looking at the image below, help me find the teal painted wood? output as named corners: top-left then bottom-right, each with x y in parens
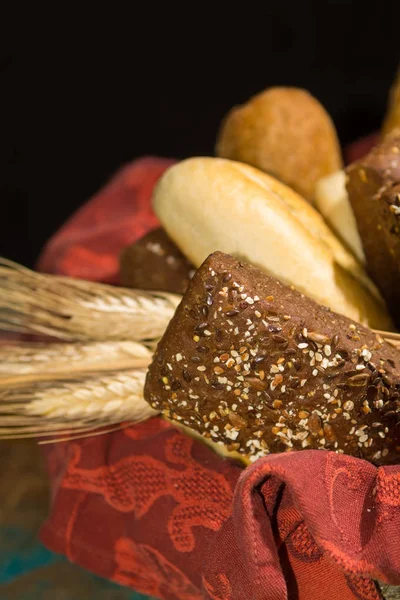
top-left (0, 527), bottom-right (59, 584)
top-left (0, 526), bottom-right (154, 599)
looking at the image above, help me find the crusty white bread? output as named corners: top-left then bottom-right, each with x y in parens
top-left (315, 170), bottom-right (365, 264)
top-left (152, 157), bottom-right (392, 330)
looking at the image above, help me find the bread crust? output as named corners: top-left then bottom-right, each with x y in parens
top-left (346, 135), bottom-right (400, 327)
top-left (120, 228), bottom-right (194, 294)
top-left (314, 170), bottom-right (365, 264)
top-left (215, 87), bottom-right (343, 203)
top-left (153, 157), bottom-right (391, 329)
top-left (145, 252), bottom-right (399, 465)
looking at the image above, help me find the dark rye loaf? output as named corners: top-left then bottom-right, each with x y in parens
top-left (145, 252), bottom-right (400, 465)
top-left (120, 227), bottom-right (195, 294)
top-left (346, 135), bottom-right (400, 326)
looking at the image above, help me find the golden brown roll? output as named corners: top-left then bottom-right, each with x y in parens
top-left (215, 87), bottom-right (343, 203)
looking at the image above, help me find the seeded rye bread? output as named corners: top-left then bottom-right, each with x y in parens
top-left (346, 135), bottom-right (400, 327)
top-left (145, 252), bottom-right (400, 466)
top-left (120, 228), bottom-right (195, 294)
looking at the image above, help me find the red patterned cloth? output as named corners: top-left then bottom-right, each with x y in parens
top-left (37, 150), bottom-right (400, 599)
top-left (37, 157), bottom-right (175, 285)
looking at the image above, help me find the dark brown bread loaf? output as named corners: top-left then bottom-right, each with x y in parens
top-left (120, 228), bottom-right (195, 294)
top-left (346, 135), bottom-right (400, 327)
top-left (145, 252), bottom-right (400, 465)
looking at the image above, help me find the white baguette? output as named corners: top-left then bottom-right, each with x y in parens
top-left (152, 157), bottom-right (391, 330)
top-left (315, 170), bottom-right (365, 264)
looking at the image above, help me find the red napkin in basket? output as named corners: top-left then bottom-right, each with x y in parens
top-left (37, 149), bottom-right (400, 600)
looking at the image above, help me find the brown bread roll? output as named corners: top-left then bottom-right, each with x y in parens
top-left (145, 252), bottom-right (400, 466)
top-left (215, 87), bottom-right (343, 203)
top-left (120, 228), bottom-right (195, 294)
top-left (346, 135), bottom-right (400, 326)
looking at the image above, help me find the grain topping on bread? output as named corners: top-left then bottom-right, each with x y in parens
top-left (145, 252), bottom-right (400, 465)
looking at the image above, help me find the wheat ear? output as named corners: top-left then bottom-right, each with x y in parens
top-left (0, 259), bottom-right (181, 343)
top-left (373, 329), bottom-right (400, 350)
top-left (0, 370), bottom-right (159, 439)
top-left (0, 340), bottom-right (152, 387)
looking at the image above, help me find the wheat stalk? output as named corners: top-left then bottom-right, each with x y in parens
top-left (378, 584), bottom-right (400, 600)
top-left (0, 331), bottom-right (398, 441)
top-left (0, 258), bottom-right (399, 443)
top-left (0, 340), bottom-right (152, 386)
top-left (373, 329), bottom-right (400, 350)
top-left (0, 370), bottom-right (159, 439)
top-left (0, 259), bottom-right (181, 344)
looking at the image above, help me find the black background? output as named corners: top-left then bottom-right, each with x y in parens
top-left (2, 3), bottom-right (400, 268)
